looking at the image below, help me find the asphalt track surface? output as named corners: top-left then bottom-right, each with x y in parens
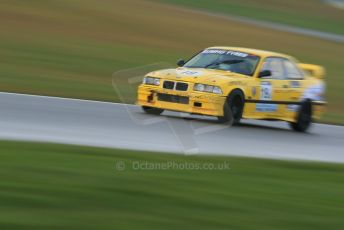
top-left (0, 92), bottom-right (343, 163)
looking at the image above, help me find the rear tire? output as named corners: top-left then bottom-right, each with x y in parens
top-left (218, 90), bottom-right (244, 126)
top-left (289, 100), bottom-right (312, 132)
top-left (142, 106), bottom-right (164, 115)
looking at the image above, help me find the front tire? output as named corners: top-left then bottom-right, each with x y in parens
top-left (218, 90), bottom-right (244, 126)
top-left (289, 100), bottom-right (312, 132)
top-left (142, 106), bottom-right (164, 115)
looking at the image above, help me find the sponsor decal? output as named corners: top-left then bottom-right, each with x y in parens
top-left (286, 104), bottom-right (299, 112)
top-left (256, 104), bottom-right (277, 112)
top-left (202, 49), bottom-right (248, 58)
top-left (252, 87), bottom-right (257, 97)
top-left (260, 81), bottom-right (272, 100)
top-left (257, 81), bottom-right (276, 112)
top-left (302, 82), bottom-right (325, 101)
top-left (176, 70), bottom-right (203, 77)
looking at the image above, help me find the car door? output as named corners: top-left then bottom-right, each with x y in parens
top-left (282, 58), bottom-right (305, 115)
top-left (254, 57), bottom-right (290, 118)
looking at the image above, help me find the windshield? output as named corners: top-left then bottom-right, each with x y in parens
top-left (184, 49), bottom-right (260, 76)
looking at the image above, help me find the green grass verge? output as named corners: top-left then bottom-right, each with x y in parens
top-left (157, 0), bottom-right (344, 35)
top-left (0, 141), bottom-right (344, 230)
top-left (0, 39), bottom-right (179, 102)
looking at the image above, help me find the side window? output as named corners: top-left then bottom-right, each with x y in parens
top-left (283, 59), bottom-right (304, 79)
top-left (261, 57), bottom-right (285, 79)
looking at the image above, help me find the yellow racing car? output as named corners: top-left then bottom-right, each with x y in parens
top-left (137, 47), bottom-right (326, 132)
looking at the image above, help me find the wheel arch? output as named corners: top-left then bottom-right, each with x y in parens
top-left (226, 88), bottom-right (245, 101)
top-left (299, 98), bottom-right (313, 116)
top-left (218, 88), bottom-right (246, 125)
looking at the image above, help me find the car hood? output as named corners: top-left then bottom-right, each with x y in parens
top-left (147, 67), bottom-right (249, 85)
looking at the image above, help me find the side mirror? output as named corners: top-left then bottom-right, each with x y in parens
top-left (259, 70), bottom-right (272, 78)
top-left (177, 59), bottom-right (185, 67)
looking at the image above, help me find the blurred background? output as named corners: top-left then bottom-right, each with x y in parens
top-left (0, 0), bottom-right (343, 123)
top-left (1, 1), bottom-right (344, 229)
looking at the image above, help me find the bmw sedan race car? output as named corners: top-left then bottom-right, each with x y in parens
top-left (137, 47), bottom-right (326, 132)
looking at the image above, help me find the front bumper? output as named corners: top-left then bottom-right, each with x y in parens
top-left (137, 85), bottom-right (226, 116)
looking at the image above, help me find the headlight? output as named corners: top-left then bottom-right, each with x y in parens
top-left (213, 86), bottom-right (222, 94)
top-left (194, 83), bottom-right (222, 94)
top-left (143, 77), bottom-right (160, 86)
top-left (194, 83), bottom-right (205, 92)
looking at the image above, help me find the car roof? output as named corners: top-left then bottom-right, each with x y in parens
top-left (206, 46), bottom-right (293, 59)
